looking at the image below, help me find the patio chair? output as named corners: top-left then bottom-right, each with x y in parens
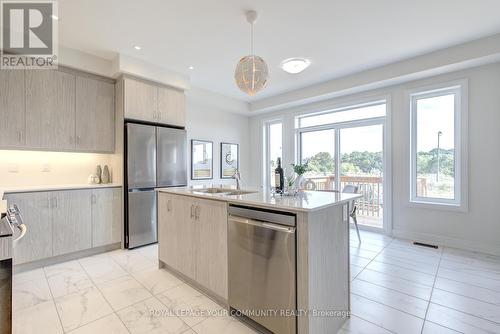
top-left (342, 185), bottom-right (361, 244)
top-left (305, 179), bottom-right (362, 243)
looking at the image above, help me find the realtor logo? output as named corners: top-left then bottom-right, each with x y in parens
top-left (1, 0), bottom-right (58, 69)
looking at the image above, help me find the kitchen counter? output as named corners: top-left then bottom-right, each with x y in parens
top-left (156, 186), bottom-right (361, 212)
top-left (1, 183), bottom-right (122, 195)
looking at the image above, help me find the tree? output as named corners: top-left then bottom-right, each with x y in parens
top-left (308, 152), bottom-right (335, 175)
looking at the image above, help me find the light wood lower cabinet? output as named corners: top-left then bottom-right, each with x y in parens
top-left (158, 193), bottom-right (228, 300)
top-left (5, 192), bottom-right (52, 265)
top-left (194, 198), bottom-right (228, 300)
top-left (159, 193), bottom-right (196, 280)
top-left (91, 188), bottom-right (122, 247)
top-left (52, 190), bottom-right (92, 256)
top-left (4, 187), bottom-right (122, 265)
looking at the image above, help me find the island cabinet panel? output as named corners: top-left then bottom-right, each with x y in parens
top-left (91, 188), bottom-right (122, 247)
top-left (0, 69), bottom-right (25, 148)
top-left (123, 77), bottom-right (157, 122)
top-left (195, 198), bottom-right (228, 300)
top-left (76, 76), bottom-right (115, 152)
top-left (5, 192), bottom-right (52, 265)
top-left (26, 69), bottom-right (76, 150)
top-left (158, 193), bottom-right (196, 280)
top-left (52, 190), bottom-right (92, 256)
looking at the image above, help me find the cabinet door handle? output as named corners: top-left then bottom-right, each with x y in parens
top-left (18, 131), bottom-right (22, 142)
top-left (190, 204), bottom-right (195, 219)
top-left (195, 206), bottom-right (200, 220)
top-left (167, 200), bottom-right (172, 212)
top-left (91, 194), bottom-right (96, 204)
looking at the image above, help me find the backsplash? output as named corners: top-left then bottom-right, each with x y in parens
top-left (0, 150), bottom-right (118, 187)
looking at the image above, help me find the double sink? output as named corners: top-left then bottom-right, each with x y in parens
top-left (191, 188), bottom-right (256, 196)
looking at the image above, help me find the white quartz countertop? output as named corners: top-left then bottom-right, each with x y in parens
top-left (1, 183), bottom-right (122, 195)
top-left (156, 186), bottom-right (362, 212)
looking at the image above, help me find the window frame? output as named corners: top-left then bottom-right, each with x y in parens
top-left (408, 80), bottom-right (468, 211)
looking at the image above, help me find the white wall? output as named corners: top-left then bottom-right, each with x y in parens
top-left (186, 92), bottom-right (250, 187)
top-left (248, 62), bottom-right (500, 256)
top-left (0, 150), bottom-right (116, 188)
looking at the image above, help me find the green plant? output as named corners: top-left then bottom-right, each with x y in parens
top-left (292, 161), bottom-right (310, 175)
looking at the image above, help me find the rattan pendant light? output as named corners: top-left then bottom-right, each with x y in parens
top-left (234, 10), bottom-right (269, 96)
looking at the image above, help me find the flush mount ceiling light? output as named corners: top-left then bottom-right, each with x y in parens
top-left (133, 45), bottom-right (142, 50)
top-left (280, 58), bottom-right (311, 74)
top-left (234, 10), bottom-right (269, 96)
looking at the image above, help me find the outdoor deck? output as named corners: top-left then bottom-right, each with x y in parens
top-left (308, 175), bottom-right (384, 228)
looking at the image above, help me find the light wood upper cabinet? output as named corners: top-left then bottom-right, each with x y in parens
top-left (195, 198), bottom-right (228, 299)
top-left (26, 70), bottom-right (76, 150)
top-left (157, 86), bottom-right (186, 127)
top-left (123, 77), bottom-right (157, 122)
top-left (123, 77), bottom-right (186, 127)
top-left (52, 190), bottom-right (92, 256)
top-left (0, 70), bottom-right (25, 148)
top-left (5, 192), bottom-right (52, 265)
top-left (91, 188), bottom-right (122, 248)
top-left (76, 76), bottom-right (115, 152)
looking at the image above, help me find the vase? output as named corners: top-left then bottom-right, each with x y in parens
top-left (295, 175), bottom-right (306, 191)
top-left (95, 165), bottom-right (102, 184)
top-left (102, 165), bottom-right (110, 184)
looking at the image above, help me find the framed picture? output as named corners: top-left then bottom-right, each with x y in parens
top-left (220, 142), bottom-right (239, 178)
top-left (191, 140), bottom-right (213, 180)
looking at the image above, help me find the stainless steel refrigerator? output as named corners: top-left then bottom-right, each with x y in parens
top-left (125, 122), bottom-right (187, 249)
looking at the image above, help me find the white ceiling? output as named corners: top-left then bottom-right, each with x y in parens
top-left (59, 0), bottom-right (500, 102)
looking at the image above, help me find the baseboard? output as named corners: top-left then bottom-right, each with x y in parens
top-left (392, 229), bottom-right (500, 257)
top-left (14, 243), bottom-right (121, 272)
top-left (158, 260), bottom-right (229, 309)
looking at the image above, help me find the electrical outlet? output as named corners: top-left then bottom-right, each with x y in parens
top-left (7, 163), bottom-right (19, 173)
top-left (41, 163), bottom-right (51, 172)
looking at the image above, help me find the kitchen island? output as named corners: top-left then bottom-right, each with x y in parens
top-left (156, 186), bottom-right (361, 334)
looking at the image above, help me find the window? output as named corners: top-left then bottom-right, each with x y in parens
top-left (264, 121), bottom-right (283, 189)
top-left (410, 82), bottom-right (467, 208)
top-left (297, 102), bottom-right (386, 128)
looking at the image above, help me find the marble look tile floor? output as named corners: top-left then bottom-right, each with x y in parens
top-left (12, 230), bottom-right (500, 333)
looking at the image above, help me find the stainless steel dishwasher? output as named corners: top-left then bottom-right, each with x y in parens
top-left (228, 205), bottom-right (296, 334)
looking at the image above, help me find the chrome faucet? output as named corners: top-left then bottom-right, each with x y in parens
top-left (232, 170), bottom-right (241, 190)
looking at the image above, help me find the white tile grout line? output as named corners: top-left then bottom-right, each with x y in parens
top-left (344, 232), bottom-right (401, 332)
top-left (420, 242), bottom-right (444, 334)
top-left (41, 265), bottom-right (66, 333)
top-left (59, 257), bottom-right (128, 334)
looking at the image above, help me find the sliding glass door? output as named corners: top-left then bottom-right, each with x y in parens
top-left (300, 129), bottom-right (336, 190)
top-left (340, 124), bottom-right (384, 229)
top-left (297, 101), bottom-right (388, 230)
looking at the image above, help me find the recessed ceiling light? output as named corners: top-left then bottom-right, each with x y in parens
top-left (188, 65), bottom-right (194, 70)
top-left (134, 45), bottom-right (142, 50)
top-left (280, 58), bottom-right (311, 74)
top-left (51, 14), bottom-right (59, 20)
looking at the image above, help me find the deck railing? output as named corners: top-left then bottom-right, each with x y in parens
top-left (307, 175), bottom-right (384, 217)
